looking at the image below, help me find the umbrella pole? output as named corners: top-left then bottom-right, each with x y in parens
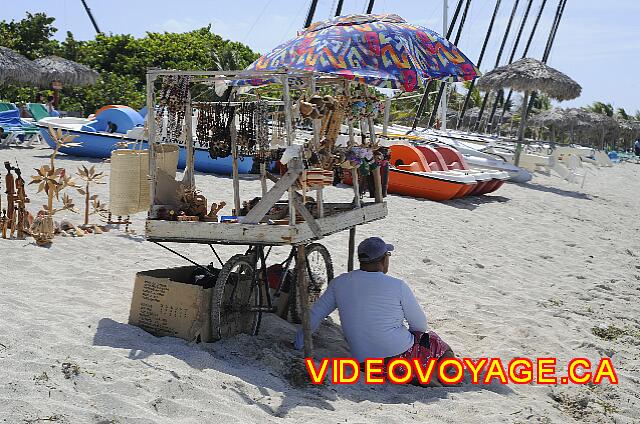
top-left (515, 90), bottom-right (529, 166)
top-left (382, 97), bottom-right (391, 137)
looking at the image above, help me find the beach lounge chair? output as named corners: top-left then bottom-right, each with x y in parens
top-left (594, 151), bottom-right (614, 167)
top-left (0, 102), bottom-right (17, 112)
top-left (0, 109), bottom-right (41, 147)
top-left (27, 103), bottom-right (51, 122)
top-left (550, 154), bottom-right (592, 188)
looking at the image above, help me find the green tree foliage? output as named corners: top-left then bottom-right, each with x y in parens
top-left (0, 12), bottom-right (58, 59)
top-left (531, 93), bottom-right (551, 111)
top-left (0, 13), bottom-right (259, 115)
top-left (615, 107), bottom-right (630, 121)
top-left (461, 80), bottom-right (482, 109)
top-left (587, 101), bottom-right (614, 117)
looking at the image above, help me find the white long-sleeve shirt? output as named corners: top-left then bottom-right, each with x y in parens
top-left (294, 270), bottom-right (427, 362)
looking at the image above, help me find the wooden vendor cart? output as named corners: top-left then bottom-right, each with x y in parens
top-left (144, 69), bottom-right (388, 356)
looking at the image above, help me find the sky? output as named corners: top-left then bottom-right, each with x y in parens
top-left (5, 0), bottom-right (640, 114)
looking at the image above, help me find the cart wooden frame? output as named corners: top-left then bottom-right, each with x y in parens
top-left (144, 68), bottom-right (388, 356)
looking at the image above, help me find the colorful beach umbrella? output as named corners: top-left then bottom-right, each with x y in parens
top-left (244, 14), bottom-right (480, 92)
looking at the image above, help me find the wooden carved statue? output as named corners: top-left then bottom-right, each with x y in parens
top-left (13, 165), bottom-right (30, 239)
top-left (4, 162), bottom-right (15, 227)
top-left (0, 176), bottom-right (5, 239)
top-left (202, 201), bottom-right (226, 222)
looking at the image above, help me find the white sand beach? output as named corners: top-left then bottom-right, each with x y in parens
top-left (1, 146), bottom-right (639, 423)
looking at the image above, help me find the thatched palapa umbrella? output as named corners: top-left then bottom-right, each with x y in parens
top-left (34, 56), bottom-right (99, 107)
top-left (476, 57), bottom-right (582, 165)
top-left (531, 108), bottom-right (575, 142)
top-left (0, 46), bottom-right (44, 86)
top-left (578, 110), bottom-right (619, 150)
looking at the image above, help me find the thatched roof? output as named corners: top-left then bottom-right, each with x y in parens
top-left (617, 118), bottom-right (640, 133)
top-left (34, 56), bottom-right (99, 87)
top-left (576, 110), bottom-right (618, 129)
top-left (531, 108), bottom-right (574, 127)
top-left (476, 58), bottom-right (581, 101)
top-left (0, 46), bottom-right (44, 86)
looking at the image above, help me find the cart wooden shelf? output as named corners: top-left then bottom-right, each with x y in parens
top-left (146, 201), bottom-right (387, 245)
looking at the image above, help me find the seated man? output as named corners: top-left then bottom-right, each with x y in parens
top-left (294, 236), bottom-right (453, 385)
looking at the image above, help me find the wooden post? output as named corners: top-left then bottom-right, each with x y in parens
top-left (282, 74), bottom-right (296, 225)
top-left (316, 188), bottom-right (324, 218)
top-left (146, 73), bottom-right (157, 208)
top-left (309, 76), bottom-right (321, 151)
top-left (183, 89), bottom-right (195, 187)
top-left (297, 244), bottom-right (313, 357)
top-left (351, 168), bottom-right (361, 208)
top-left (260, 163), bottom-right (267, 196)
top-left (282, 74), bottom-right (294, 146)
top-left (344, 81), bottom-right (361, 208)
top-left (347, 226), bottom-right (356, 271)
top-left (382, 97), bottom-right (391, 137)
top-left (369, 116), bottom-right (383, 203)
top-left (230, 114), bottom-right (241, 216)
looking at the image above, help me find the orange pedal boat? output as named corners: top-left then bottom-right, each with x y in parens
top-left (415, 144), bottom-right (508, 196)
top-left (387, 144), bottom-right (477, 201)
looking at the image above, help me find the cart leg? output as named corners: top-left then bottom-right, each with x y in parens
top-left (297, 244), bottom-right (313, 357)
top-left (347, 226), bottom-right (356, 272)
top-left (372, 167), bottom-right (383, 203)
top-left (258, 246), bottom-right (273, 310)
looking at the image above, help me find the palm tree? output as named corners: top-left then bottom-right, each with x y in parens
top-left (616, 107), bottom-right (630, 121)
top-left (587, 101), bottom-right (614, 117)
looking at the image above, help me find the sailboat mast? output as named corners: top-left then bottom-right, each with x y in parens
top-left (410, 0), bottom-right (465, 131)
top-left (80, 0), bottom-right (102, 34)
top-left (366, 0), bottom-right (376, 14)
top-left (486, 0), bottom-right (534, 132)
top-left (523, 0), bottom-right (548, 57)
top-left (543, 0), bottom-right (567, 62)
top-left (526, 0), bottom-right (568, 114)
top-left (475, 0), bottom-right (522, 131)
top-left (497, 0), bottom-right (549, 134)
top-left (335, 0), bottom-right (345, 16)
top-left (304, 0), bottom-right (320, 28)
top-left (457, 0), bottom-right (503, 129)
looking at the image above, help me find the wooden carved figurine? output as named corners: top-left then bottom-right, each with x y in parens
top-left (0, 176), bottom-right (4, 239)
top-left (4, 162), bottom-right (16, 231)
top-left (178, 186), bottom-right (208, 218)
top-left (0, 209), bottom-right (6, 239)
top-left (202, 201), bottom-right (226, 222)
top-left (4, 162), bottom-right (17, 238)
top-left (13, 165), bottom-right (30, 239)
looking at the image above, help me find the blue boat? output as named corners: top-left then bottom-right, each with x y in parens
top-left (36, 106), bottom-right (254, 175)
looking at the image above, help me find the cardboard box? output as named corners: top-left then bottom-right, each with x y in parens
top-left (128, 266), bottom-right (215, 342)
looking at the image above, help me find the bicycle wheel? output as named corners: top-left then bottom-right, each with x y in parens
top-left (289, 243), bottom-right (334, 324)
top-left (211, 254), bottom-right (262, 339)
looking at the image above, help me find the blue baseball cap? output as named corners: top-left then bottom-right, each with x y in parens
top-left (357, 237), bottom-right (394, 263)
